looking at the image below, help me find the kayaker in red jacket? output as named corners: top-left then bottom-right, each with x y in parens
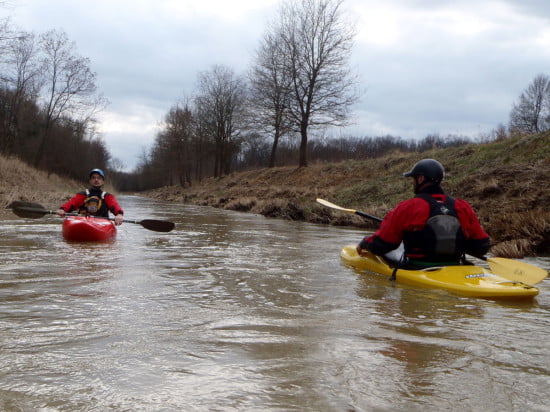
top-left (357, 159), bottom-right (490, 267)
top-left (56, 169), bottom-right (124, 225)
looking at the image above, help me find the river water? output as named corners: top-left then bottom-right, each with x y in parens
top-left (0, 195), bottom-right (549, 411)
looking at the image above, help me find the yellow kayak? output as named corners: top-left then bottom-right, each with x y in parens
top-left (340, 245), bottom-right (539, 299)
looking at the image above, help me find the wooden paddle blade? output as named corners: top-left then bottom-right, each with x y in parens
top-left (487, 257), bottom-right (548, 284)
top-left (316, 198), bottom-right (383, 223)
top-left (139, 219), bottom-right (175, 232)
top-left (316, 198), bottom-right (357, 213)
top-left (8, 201), bottom-right (51, 219)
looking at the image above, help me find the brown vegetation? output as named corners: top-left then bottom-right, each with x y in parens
top-left (0, 155), bottom-right (83, 209)
top-left (3, 133), bottom-right (549, 258)
top-left (147, 133), bottom-right (550, 257)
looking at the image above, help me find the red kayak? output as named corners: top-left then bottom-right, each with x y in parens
top-left (62, 216), bottom-right (117, 242)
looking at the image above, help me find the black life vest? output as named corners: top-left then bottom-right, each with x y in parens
top-left (79, 189), bottom-right (109, 217)
top-left (403, 194), bottom-right (465, 261)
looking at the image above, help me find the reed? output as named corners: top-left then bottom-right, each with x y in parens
top-left (224, 197), bottom-right (257, 212)
top-left (0, 155), bottom-right (80, 208)
top-left (491, 239), bottom-right (534, 258)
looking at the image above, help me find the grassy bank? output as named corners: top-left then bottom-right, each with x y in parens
top-left (147, 133), bottom-right (550, 257)
top-left (0, 156), bottom-right (82, 209)
top-left (3, 133), bottom-right (549, 257)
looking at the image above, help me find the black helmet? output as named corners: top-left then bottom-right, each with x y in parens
top-left (403, 159), bottom-right (444, 183)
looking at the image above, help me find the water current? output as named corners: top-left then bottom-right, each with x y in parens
top-left (1, 195), bottom-right (549, 411)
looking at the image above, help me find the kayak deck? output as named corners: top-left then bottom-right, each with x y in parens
top-left (340, 245), bottom-right (538, 299)
top-left (62, 216), bottom-right (117, 242)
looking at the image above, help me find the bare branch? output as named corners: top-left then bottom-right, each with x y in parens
top-left (33, 29), bottom-right (107, 166)
top-left (509, 74), bottom-right (550, 134)
top-left (269, 0), bottom-right (360, 166)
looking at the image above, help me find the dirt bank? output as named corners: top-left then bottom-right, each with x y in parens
top-left (146, 133), bottom-right (550, 257)
top-left (3, 134), bottom-right (549, 257)
top-left (0, 156), bottom-right (81, 209)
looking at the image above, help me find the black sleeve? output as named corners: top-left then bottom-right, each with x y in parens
top-left (464, 237), bottom-right (491, 258)
top-left (360, 236), bottom-right (400, 256)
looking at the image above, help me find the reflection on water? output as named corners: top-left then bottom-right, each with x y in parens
top-left (0, 195), bottom-right (549, 411)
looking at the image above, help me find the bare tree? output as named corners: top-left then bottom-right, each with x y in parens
top-left (156, 103), bottom-right (196, 186)
top-left (0, 4), bottom-right (14, 50)
top-left (195, 65), bottom-right (247, 177)
top-left (273, 0), bottom-right (359, 167)
top-left (0, 3), bottom-right (24, 53)
top-left (249, 31), bottom-right (294, 167)
top-left (33, 29), bottom-right (107, 167)
top-left (0, 31), bottom-right (42, 154)
top-left (0, 14), bottom-right (10, 52)
top-left (509, 74), bottom-right (550, 134)
top-left (109, 157), bottom-right (125, 173)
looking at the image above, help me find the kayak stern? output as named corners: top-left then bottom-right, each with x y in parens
top-left (341, 245), bottom-right (539, 299)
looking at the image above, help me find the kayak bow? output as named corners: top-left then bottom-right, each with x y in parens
top-left (62, 216), bottom-right (117, 242)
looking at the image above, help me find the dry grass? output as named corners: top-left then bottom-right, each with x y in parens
top-left (1, 155), bottom-right (83, 209)
top-left (490, 240), bottom-right (535, 258)
top-left (487, 210), bottom-right (550, 255)
top-left (147, 132), bottom-right (550, 257)
top-left (4, 133), bottom-right (550, 257)
top-left (224, 197), bottom-right (257, 212)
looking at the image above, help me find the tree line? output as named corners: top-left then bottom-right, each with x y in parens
top-left (2, 1), bottom-right (550, 192)
top-left (0, 15), bottom-right (110, 181)
top-left (132, 0), bottom-right (359, 189)
top-left (133, 0), bottom-right (550, 191)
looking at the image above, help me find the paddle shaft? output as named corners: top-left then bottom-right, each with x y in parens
top-left (354, 210), bottom-right (382, 223)
top-left (66, 212), bottom-right (140, 226)
top-left (10, 202), bottom-right (175, 232)
top-left (19, 207), bottom-right (125, 223)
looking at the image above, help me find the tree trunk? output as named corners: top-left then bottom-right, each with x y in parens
top-left (269, 130), bottom-right (280, 168)
top-left (33, 119), bottom-right (51, 167)
top-left (298, 121), bottom-right (308, 168)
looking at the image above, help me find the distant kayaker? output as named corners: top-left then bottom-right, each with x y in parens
top-left (56, 168), bottom-right (124, 225)
top-left (356, 159), bottom-right (490, 267)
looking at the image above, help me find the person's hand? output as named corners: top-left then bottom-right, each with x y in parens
top-left (356, 245), bottom-right (368, 256)
top-left (114, 214), bottom-right (124, 226)
top-left (56, 208), bottom-right (66, 217)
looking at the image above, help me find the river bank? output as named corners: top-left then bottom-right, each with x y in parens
top-left (146, 133), bottom-right (550, 257)
top-left (0, 156), bottom-right (110, 216)
top-left (0, 156), bottom-right (81, 207)
top-left (2, 133), bottom-right (549, 257)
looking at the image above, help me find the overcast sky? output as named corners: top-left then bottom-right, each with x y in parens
top-left (3, 0), bottom-right (550, 171)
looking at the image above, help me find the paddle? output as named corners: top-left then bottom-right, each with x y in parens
top-left (316, 198), bottom-right (382, 223)
top-left (8, 201), bottom-right (175, 233)
top-left (316, 198), bottom-right (548, 284)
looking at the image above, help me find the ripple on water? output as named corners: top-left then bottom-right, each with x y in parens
top-left (0, 197), bottom-right (549, 411)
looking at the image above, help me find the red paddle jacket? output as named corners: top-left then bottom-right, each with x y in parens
top-left (59, 188), bottom-right (124, 218)
top-left (359, 186), bottom-right (490, 260)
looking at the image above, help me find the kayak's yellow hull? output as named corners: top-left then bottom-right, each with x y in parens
top-left (340, 245), bottom-right (539, 299)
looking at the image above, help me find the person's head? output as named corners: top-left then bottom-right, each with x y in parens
top-left (403, 159), bottom-right (444, 193)
top-left (88, 168), bottom-right (105, 188)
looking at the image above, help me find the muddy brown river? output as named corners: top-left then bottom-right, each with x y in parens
top-left (1, 195), bottom-right (549, 411)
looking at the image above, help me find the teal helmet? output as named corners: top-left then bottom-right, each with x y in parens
top-left (89, 168), bottom-right (105, 179)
